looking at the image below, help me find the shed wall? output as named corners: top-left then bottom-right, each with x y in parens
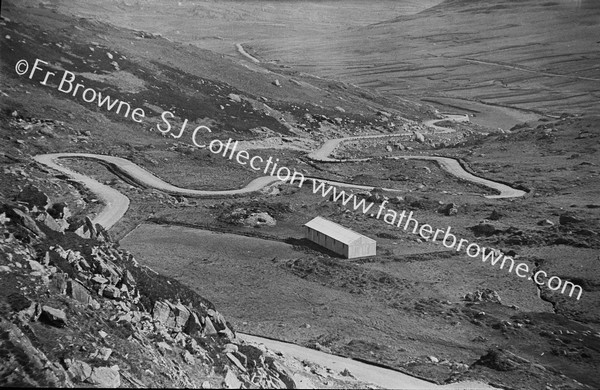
top-left (304, 226), bottom-right (375, 259)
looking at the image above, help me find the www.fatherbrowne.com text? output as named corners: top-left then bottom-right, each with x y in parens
top-left (15, 58), bottom-right (583, 300)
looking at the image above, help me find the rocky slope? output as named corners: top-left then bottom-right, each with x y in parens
top-left (0, 187), bottom-right (372, 388)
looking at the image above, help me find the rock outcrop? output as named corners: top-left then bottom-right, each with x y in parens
top-left (0, 202), bottom-right (295, 388)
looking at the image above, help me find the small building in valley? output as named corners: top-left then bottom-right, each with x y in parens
top-left (303, 216), bottom-right (376, 259)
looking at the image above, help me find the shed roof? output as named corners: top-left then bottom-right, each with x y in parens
top-left (304, 216), bottom-right (376, 245)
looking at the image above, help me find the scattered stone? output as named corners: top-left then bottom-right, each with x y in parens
top-left (88, 366), bottom-right (121, 388)
top-left (428, 356), bottom-right (439, 363)
top-left (40, 305), bottom-right (67, 327)
top-left (537, 219), bottom-right (554, 227)
top-left (0, 212), bottom-right (10, 225)
top-left (92, 347), bottom-right (113, 361)
top-left (182, 350), bottom-right (195, 364)
top-left (272, 79), bottom-right (281, 87)
top-left (103, 286), bottom-right (121, 299)
top-left (201, 381), bottom-right (212, 389)
top-left (377, 110), bottom-right (392, 117)
top-left (68, 360), bottom-right (92, 382)
top-left (38, 126), bottom-right (56, 138)
top-left (227, 93), bottom-right (242, 103)
top-left (92, 275), bottom-right (109, 285)
top-left (223, 369), bottom-right (242, 389)
top-left (0, 265), bottom-right (11, 272)
top-left (414, 131), bottom-right (425, 143)
top-left (27, 260), bottom-right (45, 272)
top-left (438, 203), bottom-right (458, 216)
top-left (223, 343), bottom-right (238, 354)
top-left (334, 106), bottom-right (345, 113)
top-left (226, 352), bottom-right (247, 372)
top-left (157, 341), bottom-right (172, 352)
top-left (244, 212), bottom-right (276, 227)
top-left (464, 289), bottom-right (501, 304)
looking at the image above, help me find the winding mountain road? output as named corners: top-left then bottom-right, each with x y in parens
top-left (306, 115), bottom-right (524, 199)
top-left (31, 117), bottom-right (504, 389)
top-left (34, 114), bottom-right (525, 215)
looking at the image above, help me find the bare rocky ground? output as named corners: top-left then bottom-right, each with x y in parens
top-left (1, 0), bottom-right (600, 389)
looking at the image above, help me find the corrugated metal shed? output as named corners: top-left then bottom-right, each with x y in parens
top-left (304, 216), bottom-right (371, 245)
top-left (303, 216), bottom-right (376, 258)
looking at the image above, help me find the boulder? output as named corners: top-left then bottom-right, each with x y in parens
top-left (36, 212), bottom-right (65, 233)
top-left (40, 305), bottom-right (67, 327)
top-left (103, 286), bottom-right (121, 299)
top-left (68, 280), bottom-right (92, 305)
top-left (183, 350), bottom-right (195, 365)
top-left (488, 210), bottom-right (503, 221)
top-left (27, 260), bottom-right (45, 272)
top-left (96, 224), bottom-right (112, 242)
top-left (223, 370), bottom-right (242, 389)
top-left (84, 216), bottom-right (96, 238)
top-left (91, 275), bottom-right (109, 285)
top-left (272, 79), bottom-right (281, 87)
top-left (559, 213), bottom-right (583, 225)
top-left (475, 349), bottom-right (519, 371)
top-left (170, 302), bottom-right (191, 331)
top-left (38, 126), bottom-right (56, 138)
top-left (15, 185), bottom-right (50, 210)
top-left (414, 131), bottom-right (425, 143)
top-left (203, 316), bottom-right (218, 336)
top-left (5, 207), bottom-right (45, 238)
top-left (50, 273), bottom-right (68, 295)
top-left (152, 300), bottom-right (171, 325)
top-left (48, 202), bottom-right (70, 220)
top-left (470, 222), bottom-right (499, 236)
top-left (67, 360), bottom-right (92, 382)
top-left (88, 366), bottom-right (120, 388)
top-left (185, 310), bottom-right (204, 336)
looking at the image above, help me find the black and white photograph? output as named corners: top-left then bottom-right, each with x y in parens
top-left (1, 0), bottom-right (599, 388)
